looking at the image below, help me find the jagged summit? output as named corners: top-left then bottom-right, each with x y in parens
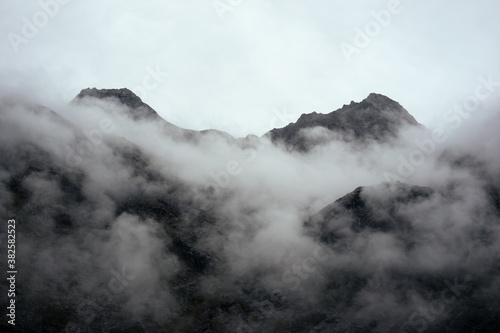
top-left (268, 93), bottom-right (421, 151)
top-left (74, 88), bottom-right (159, 120)
top-left (363, 93), bottom-right (418, 123)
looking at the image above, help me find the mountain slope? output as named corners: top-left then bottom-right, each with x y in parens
top-left (305, 182), bottom-right (434, 239)
top-left (303, 182), bottom-right (500, 332)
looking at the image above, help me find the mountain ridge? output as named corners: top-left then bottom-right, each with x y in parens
top-left (73, 88), bottom-right (421, 151)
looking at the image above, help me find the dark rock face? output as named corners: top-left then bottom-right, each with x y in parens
top-left (75, 87), bottom-right (160, 121)
top-left (268, 93), bottom-right (421, 151)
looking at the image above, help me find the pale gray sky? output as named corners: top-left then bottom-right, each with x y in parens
top-left (1, 0), bottom-right (499, 137)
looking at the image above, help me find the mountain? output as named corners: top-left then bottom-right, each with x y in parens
top-left (1, 89), bottom-right (499, 332)
top-left (268, 93), bottom-right (421, 151)
top-left (74, 89), bottom-right (419, 151)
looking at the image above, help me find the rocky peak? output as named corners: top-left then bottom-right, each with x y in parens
top-left (365, 92), bottom-right (396, 105)
top-left (267, 93), bottom-right (421, 151)
top-left (74, 88), bottom-right (159, 120)
top-left (364, 93), bottom-right (419, 124)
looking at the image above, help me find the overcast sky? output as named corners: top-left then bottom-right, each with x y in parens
top-left (1, 0), bottom-right (499, 137)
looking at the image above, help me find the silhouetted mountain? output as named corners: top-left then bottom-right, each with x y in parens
top-left (268, 93), bottom-right (421, 151)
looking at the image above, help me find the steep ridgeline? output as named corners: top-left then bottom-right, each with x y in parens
top-left (74, 87), bottom-right (236, 144)
top-left (268, 93), bottom-right (421, 151)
